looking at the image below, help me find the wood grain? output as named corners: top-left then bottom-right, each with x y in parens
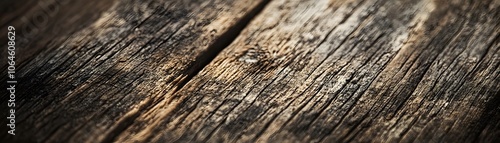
top-left (0, 0), bottom-right (117, 69)
top-left (1, 0), bottom-right (499, 142)
top-left (1, 0), bottom-right (268, 142)
top-left (115, 0), bottom-right (500, 142)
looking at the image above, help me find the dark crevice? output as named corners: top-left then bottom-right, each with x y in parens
top-left (174, 0), bottom-right (272, 93)
top-left (101, 1), bottom-right (272, 142)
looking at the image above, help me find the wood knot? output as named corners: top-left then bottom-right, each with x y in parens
top-left (235, 44), bottom-right (282, 72)
top-left (238, 45), bottom-right (269, 64)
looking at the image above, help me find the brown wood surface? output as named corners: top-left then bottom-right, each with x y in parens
top-left (1, 0), bottom-right (499, 142)
top-left (1, 0), bottom-right (269, 142)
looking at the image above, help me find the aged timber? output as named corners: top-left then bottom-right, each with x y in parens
top-left (0, 0), bottom-right (499, 142)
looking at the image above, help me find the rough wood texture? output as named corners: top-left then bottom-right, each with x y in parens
top-left (1, 0), bottom-right (268, 142)
top-left (0, 0), bottom-right (116, 68)
top-left (115, 0), bottom-right (500, 142)
top-left (1, 0), bottom-right (499, 142)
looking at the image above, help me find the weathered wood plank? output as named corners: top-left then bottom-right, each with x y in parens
top-left (114, 0), bottom-right (500, 142)
top-left (0, 0), bottom-right (268, 142)
top-left (1, 0), bottom-right (499, 142)
top-left (0, 0), bottom-right (117, 69)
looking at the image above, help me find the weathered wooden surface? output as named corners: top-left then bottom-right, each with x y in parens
top-left (1, 0), bottom-right (500, 142)
top-left (1, 0), bottom-right (268, 142)
top-left (0, 0), bottom-right (117, 68)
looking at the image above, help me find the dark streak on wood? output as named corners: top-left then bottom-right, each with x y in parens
top-left (115, 0), bottom-right (499, 142)
top-left (1, 0), bottom-right (268, 142)
top-left (1, 0), bottom-right (499, 142)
